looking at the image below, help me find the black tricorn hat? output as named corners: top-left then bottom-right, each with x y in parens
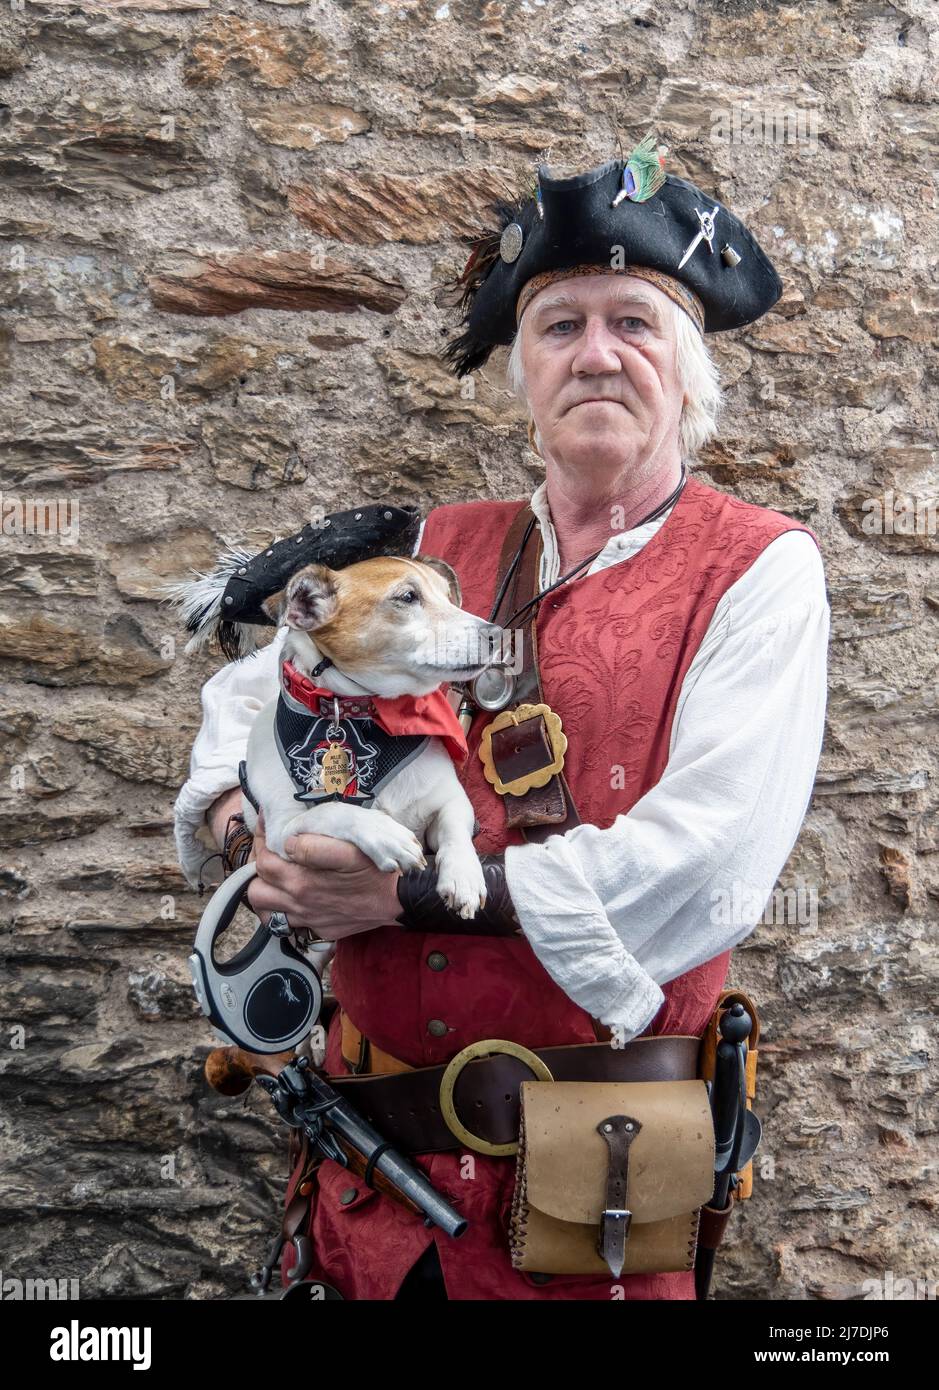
top-left (162, 502), bottom-right (421, 661)
top-left (442, 138), bottom-right (783, 377)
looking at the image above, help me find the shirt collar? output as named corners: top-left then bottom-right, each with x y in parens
top-left (528, 479), bottom-right (678, 588)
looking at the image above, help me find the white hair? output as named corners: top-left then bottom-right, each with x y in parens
top-left (506, 295), bottom-right (722, 461)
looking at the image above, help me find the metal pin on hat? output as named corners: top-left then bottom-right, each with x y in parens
top-left (500, 222), bottom-right (524, 262)
top-left (678, 206), bottom-right (719, 270)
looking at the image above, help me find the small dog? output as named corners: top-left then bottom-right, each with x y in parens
top-left (242, 554), bottom-right (503, 919)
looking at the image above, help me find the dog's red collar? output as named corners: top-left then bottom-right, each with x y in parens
top-left (281, 658), bottom-right (468, 764)
top-left (282, 660), bottom-right (374, 719)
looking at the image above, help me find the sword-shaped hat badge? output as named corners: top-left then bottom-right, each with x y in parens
top-left (678, 205), bottom-right (719, 270)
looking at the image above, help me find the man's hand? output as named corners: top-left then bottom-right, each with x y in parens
top-left (245, 811), bottom-right (403, 940)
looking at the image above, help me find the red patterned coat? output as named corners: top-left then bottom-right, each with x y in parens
top-left (282, 476), bottom-right (818, 1300)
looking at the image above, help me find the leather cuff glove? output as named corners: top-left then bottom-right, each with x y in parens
top-left (395, 852), bottom-right (522, 936)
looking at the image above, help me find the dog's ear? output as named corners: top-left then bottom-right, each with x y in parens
top-left (269, 565), bottom-right (339, 632)
top-left (413, 554), bottom-right (462, 607)
top-left (261, 587), bottom-right (288, 625)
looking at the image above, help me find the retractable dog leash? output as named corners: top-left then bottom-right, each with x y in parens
top-left (189, 861), bottom-right (330, 1054)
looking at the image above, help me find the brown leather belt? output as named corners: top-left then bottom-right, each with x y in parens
top-left (326, 1033), bottom-right (703, 1156)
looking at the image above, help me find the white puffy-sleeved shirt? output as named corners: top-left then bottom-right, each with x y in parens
top-left (174, 483), bottom-right (830, 1040)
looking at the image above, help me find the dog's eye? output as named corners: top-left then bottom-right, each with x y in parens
top-left (393, 588), bottom-right (420, 605)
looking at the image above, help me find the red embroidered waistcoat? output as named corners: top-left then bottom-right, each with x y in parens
top-left (283, 475), bottom-right (819, 1301)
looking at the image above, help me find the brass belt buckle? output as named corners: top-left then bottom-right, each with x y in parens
top-left (478, 702), bottom-right (567, 798)
top-left (438, 1039), bottom-right (554, 1156)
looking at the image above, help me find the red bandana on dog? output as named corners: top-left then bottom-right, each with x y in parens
top-left (281, 659), bottom-right (469, 765)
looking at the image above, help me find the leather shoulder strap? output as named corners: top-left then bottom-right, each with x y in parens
top-left (483, 507), bottom-right (605, 1038)
top-left (489, 502), bottom-right (582, 842)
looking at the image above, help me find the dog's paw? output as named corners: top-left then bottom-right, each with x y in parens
top-left (363, 818), bottom-right (428, 875)
top-left (435, 856), bottom-right (487, 920)
top-left (264, 826), bottom-right (286, 859)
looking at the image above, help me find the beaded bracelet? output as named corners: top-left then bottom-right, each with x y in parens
top-left (222, 812), bottom-right (254, 877)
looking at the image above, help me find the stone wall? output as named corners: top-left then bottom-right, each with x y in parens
top-left (0, 0), bottom-right (936, 1300)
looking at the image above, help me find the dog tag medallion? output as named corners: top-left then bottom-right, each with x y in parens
top-left (321, 740), bottom-right (353, 795)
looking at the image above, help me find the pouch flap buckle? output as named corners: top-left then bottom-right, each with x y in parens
top-left (597, 1113), bottom-right (642, 1278)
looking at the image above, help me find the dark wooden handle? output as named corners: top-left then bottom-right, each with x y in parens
top-left (205, 1045), bottom-right (295, 1096)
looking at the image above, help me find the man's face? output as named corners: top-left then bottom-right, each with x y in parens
top-left (519, 273), bottom-right (685, 479)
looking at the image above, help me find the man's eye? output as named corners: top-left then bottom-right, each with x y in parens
top-left (547, 319), bottom-right (576, 334)
top-left (621, 316), bottom-right (647, 332)
top-left (394, 589), bottom-right (420, 604)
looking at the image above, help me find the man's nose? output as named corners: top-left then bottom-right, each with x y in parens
top-left (571, 317), bottom-right (622, 375)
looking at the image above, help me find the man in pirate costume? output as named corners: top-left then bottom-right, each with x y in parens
top-left (174, 138), bottom-right (829, 1300)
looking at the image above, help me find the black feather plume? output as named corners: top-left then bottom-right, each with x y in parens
top-left (440, 183), bottom-right (534, 377)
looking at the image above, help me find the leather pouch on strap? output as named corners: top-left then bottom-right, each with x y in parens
top-left (509, 1080), bottom-right (714, 1277)
top-left (481, 505), bottom-right (581, 838)
top-left (490, 713), bottom-right (556, 785)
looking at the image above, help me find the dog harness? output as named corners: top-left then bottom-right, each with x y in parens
top-left (239, 658), bottom-right (469, 813)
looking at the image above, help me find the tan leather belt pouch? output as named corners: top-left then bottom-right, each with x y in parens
top-left (509, 1080), bottom-right (715, 1276)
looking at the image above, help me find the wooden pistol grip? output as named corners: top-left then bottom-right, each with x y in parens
top-left (205, 1046), bottom-right (295, 1096)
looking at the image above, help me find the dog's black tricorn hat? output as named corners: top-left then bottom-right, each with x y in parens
top-left (163, 502), bottom-right (421, 661)
top-left (442, 138), bottom-right (783, 376)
